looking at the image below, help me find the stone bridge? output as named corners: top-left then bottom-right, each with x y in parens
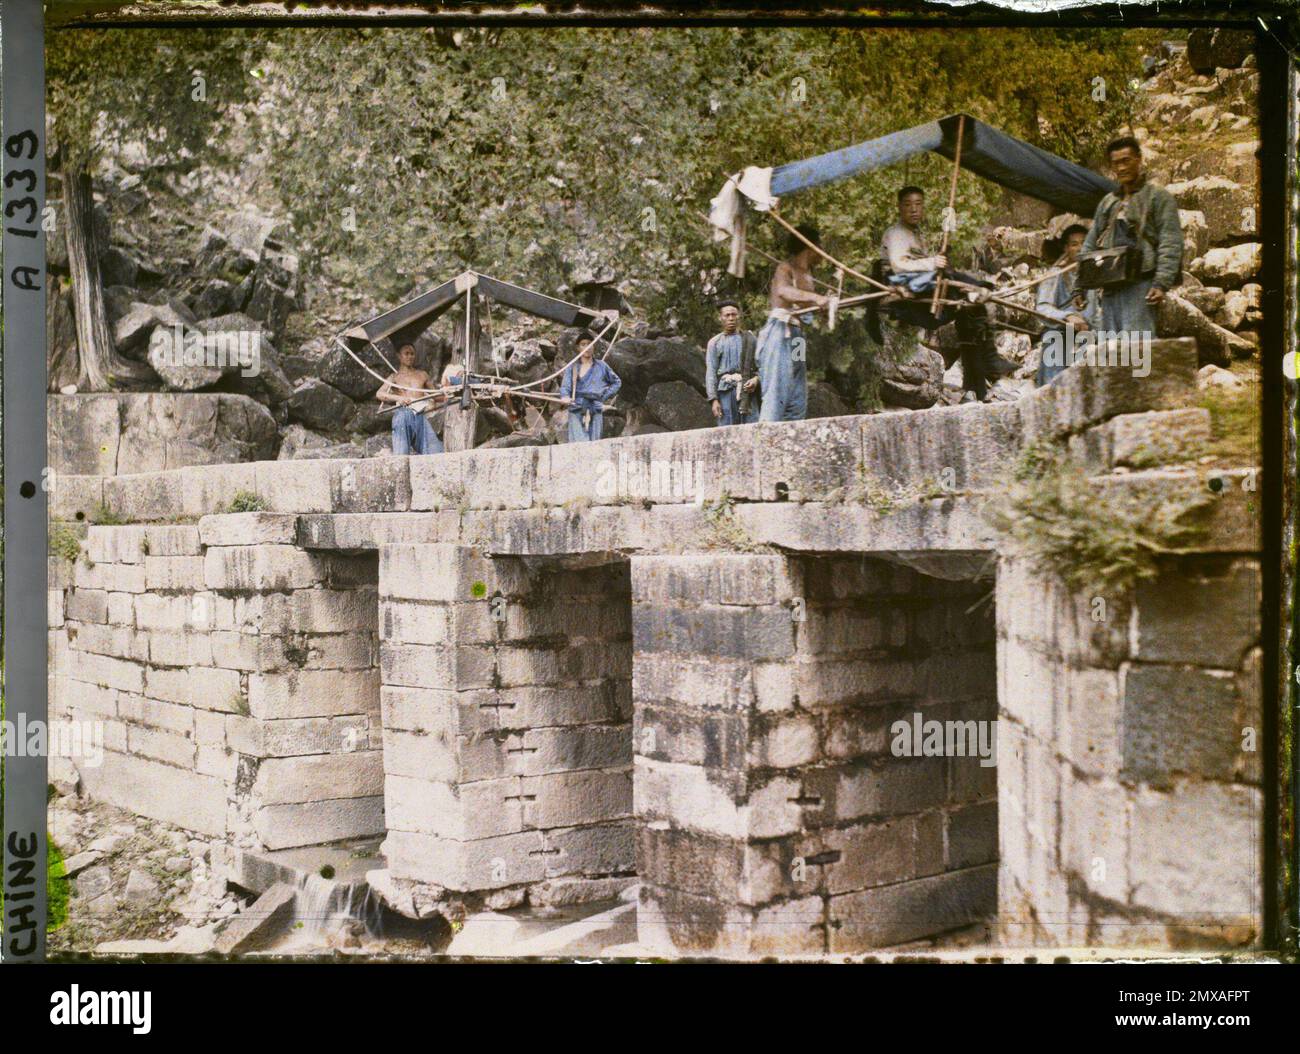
top-left (49, 338), bottom-right (1263, 955)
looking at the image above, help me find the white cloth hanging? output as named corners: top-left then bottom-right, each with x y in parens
top-left (708, 166), bottom-right (775, 279)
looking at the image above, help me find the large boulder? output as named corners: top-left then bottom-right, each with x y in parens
top-left (1172, 140), bottom-right (1256, 187)
top-left (244, 237), bottom-right (300, 346)
top-left (277, 423), bottom-right (334, 460)
top-left (1180, 285), bottom-right (1225, 317)
top-left (146, 324), bottom-right (227, 390)
top-left (1158, 292), bottom-right (1256, 366)
top-left (214, 342), bottom-right (295, 409)
top-left (1192, 243), bottom-right (1261, 286)
top-left (1178, 210), bottom-right (1210, 261)
top-left (806, 380), bottom-right (850, 419)
top-left (500, 339), bottom-right (553, 386)
top-left (1219, 289), bottom-right (1249, 331)
top-left (194, 277), bottom-right (235, 320)
top-left (286, 378), bottom-right (354, 433)
top-left (879, 346), bottom-right (944, 410)
top-left (99, 246), bottom-right (140, 288)
top-left (604, 336), bottom-right (706, 406)
top-left (1196, 364), bottom-right (1248, 390)
top-left (281, 354), bottom-right (315, 384)
top-left (194, 225), bottom-right (257, 282)
top-left (49, 392), bottom-right (277, 474)
top-left (1167, 176), bottom-right (1255, 245)
top-left (347, 401), bottom-right (393, 436)
top-left (643, 380), bottom-right (713, 432)
top-left (103, 285), bottom-right (137, 327)
top-left (114, 301), bottom-right (189, 357)
top-left (990, 226), bottom-right (1048, 263)
top-left (293, 336), bottom-right (333, 371)
top-left (320, 339), bottom-right (387, 400)
top-left (1150, 92), bottom-right (1195, 126)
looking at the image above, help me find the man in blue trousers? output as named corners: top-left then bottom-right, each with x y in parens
top-left (705, 300), bottom-right (759, 426)
top-left (377, 342), bottom-right (445, 455)
top-left (562, 332), bottom-right (622, 442)
top-left (756, 225), bottom-right (828, 422)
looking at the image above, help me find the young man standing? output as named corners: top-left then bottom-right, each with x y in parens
top-left (561, 332), bottom-right (622, 443)
top-left (1035, 223), bottom-right (1100, 386)
top-left (756, 225), bottom-right (828, 422)
top-left (705, 300), bottom-right (759, 426)
top-left (376, 342), bottom-right (445, 455)
top-left (1080, 135), bottom-right (1183, 337)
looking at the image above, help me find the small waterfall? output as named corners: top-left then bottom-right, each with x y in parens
top-left (283, 872), bottom-right (385, 948)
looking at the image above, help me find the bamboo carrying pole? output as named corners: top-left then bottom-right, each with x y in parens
top-left (461, 286), bottom-right (473, 410)
top-left (768, 209), bottom-right (893, 294)
top-left (931, 114), bottom-right (966, 316)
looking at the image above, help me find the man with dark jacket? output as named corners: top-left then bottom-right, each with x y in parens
top-left (1080, 135), bottom-right (1183, 336)
top-left (705, 300), bottom-right (759, 426)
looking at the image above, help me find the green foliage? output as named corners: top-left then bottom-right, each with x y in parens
top-left (48, 26), bottom-right (1148, 379)
top-left (47, 28), bottom-right (257, 170)
top-left (49, 521), bottom-right (84, 563)
top-left (225, 490), bottom-right (268, 513)
top-left (699, 493), bottom-right (769, 552)
top-left (0, 833), bottom-right (69, 933)
top-left (47, 838), bottom-right (71, 932)
top-left (91, 502), bottom-right (124, 525)
top-left (1196, 382), bottom-right (1260, 464)
top-left (986, 443), bottom-right (1213, 596)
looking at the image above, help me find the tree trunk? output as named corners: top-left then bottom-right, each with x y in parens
top-left (61, 164), bottom-right (150, 391)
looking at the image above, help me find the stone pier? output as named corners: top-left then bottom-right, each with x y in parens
top-left (377, 544), bottom-right (634, 900)
top-left (631, 553), bottom-right (997, 956)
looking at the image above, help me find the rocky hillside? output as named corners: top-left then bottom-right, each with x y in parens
top-left (46, 29), bottom-right (1257, 465)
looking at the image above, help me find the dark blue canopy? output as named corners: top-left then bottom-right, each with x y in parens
top-left (770, 113), bottom-right (1116, 217)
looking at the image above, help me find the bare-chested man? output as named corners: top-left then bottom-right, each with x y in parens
top-left (756, 224), bottom-right (828, 421)
top-left (376, 342), bottom-right (445, 455)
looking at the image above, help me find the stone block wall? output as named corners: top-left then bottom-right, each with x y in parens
top-left (632, 553), bottom-right (998, 956)
top-left (997, 554), bottom-right (1262, 948)
top-left (50, 513), bottom-right (383, 851)
top-left (377, 544), bottom-right (635, 899)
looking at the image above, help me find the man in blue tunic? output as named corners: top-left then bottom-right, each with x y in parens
top-left (705, 300), bottom-right (759, 426)
top-left (1035, 223), bottom-right (1100, 386)
top-left (757, 225), bottom-right (828, 422)
top-left (562, 332), bottom-right (622, 443)
top-left (1079, 136), bottom-right (1183, 337)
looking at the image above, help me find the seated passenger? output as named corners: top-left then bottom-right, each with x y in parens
top-left (881, 185), bottom-right (992, 322)
top-left (376, 342), bottom-right (445, 455)
top-left (561, 333), bottom-right (621, 443)
top-left (881, 185), bottom-right (1014, 400)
